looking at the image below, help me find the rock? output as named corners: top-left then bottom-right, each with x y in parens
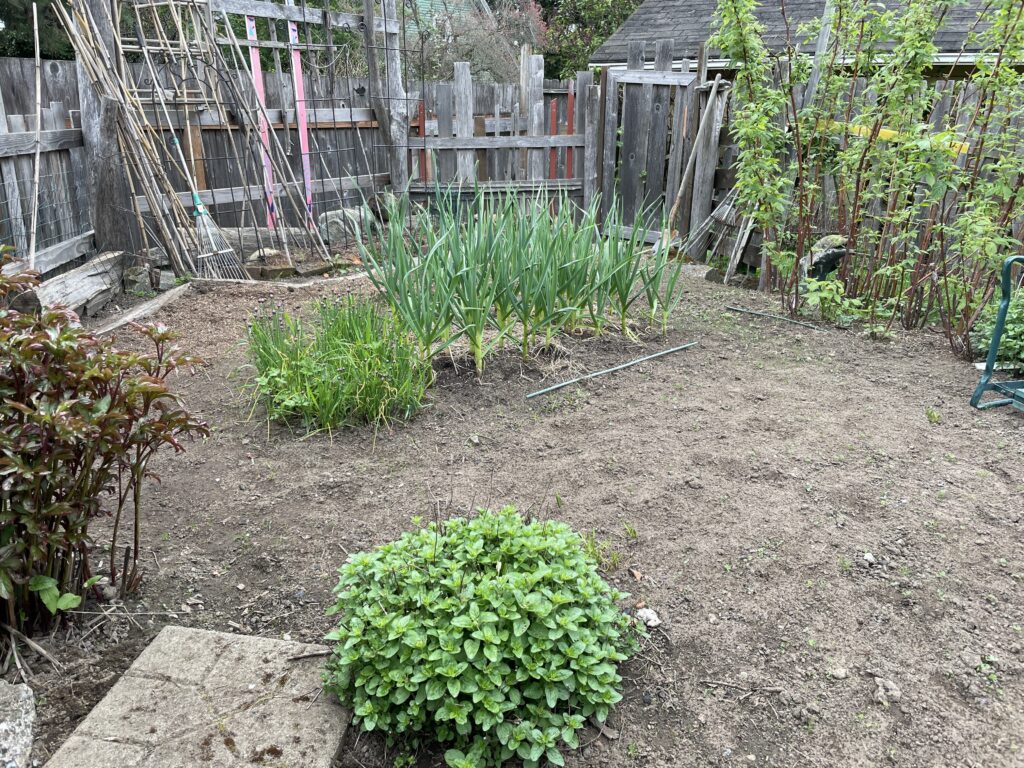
top-left (157, 268), bottom-right (177, 291)
top-left (810, 234), bottom-right (847, 259)
top-left (703, 267), bottom-right (724, 284)
top-left (319, 208), bottom-right (367, 244)
top-left (0, 679), bottom-right (35, 768)
top-left (247, 248), bottom-right (286, 266)
top-left (808, 235), bottom-right (847, 278)
top-left (707, 613), bottom-right (719, 625)
top-left (123, 265), bottom-right (152, 293)
top-left (467, 434), bottom-right (481, 447)
top-left (960, 651), bottom-right (982, 671)
top-left (873, 677), bottom-right (902, 706)
top-left (830, 667), bottom-right (849, 680)
top-left (138, 246), bottom-right (170, 269)
top-left (261, 265), bottom-right (296, 279)
top-left (863, 552), bottom-right (877, 566)
top-left (636, 608), bottom-right (662, 628)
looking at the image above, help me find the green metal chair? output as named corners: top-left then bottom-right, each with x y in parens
top-left (971, 254), bottom-right (1024, 411)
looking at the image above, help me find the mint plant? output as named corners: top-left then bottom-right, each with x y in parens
top-left (323, 507), bottom-right (637, 768)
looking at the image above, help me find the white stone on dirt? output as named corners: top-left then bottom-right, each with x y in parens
top-left (0, 679), bottom-right (35, 768)
top-left (636, 608), bottom-right (662, 628)
top-left (873, 677), bottom-right (902, 706)
top-left (863, 552), bottom-right (877, 565)
top-left (830, 667), bottom-right (849, 680)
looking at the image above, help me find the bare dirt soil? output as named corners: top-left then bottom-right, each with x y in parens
top-left (26, 272), bottom-right (1024, 767)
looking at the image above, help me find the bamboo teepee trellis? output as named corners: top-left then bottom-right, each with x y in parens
top-left (56, 0), bottom-right (332, 278)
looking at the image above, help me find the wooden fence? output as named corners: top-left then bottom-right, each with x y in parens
top-left (0, 79), bottom-right (93, 276)
top-left (0, 32), bottom-right (732, 285)
top-left (404, 56), bottom-right (598, 206)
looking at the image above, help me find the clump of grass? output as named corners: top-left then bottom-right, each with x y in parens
top-left (247, 296), bottom-right (430, 430)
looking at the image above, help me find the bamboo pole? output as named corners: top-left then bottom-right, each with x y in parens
top-left (28, 3), bottom-right (42, 269)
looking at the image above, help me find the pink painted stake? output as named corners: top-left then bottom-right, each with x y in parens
top-left (246, 15), bottom-right (276, 229)
top-left (285, 3), bottom-right (314, 227)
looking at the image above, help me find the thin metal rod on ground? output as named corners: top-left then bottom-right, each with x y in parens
top-left (725, 305), bottom-right (824, 331)
top-left (526, 341), bottom-right (699, 399)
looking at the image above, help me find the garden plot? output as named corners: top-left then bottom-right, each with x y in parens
top-left (28, 273), bottom-right (1024, 768)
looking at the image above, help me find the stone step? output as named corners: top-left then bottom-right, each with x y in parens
top-left (46, 626), bottom-right (349, 768)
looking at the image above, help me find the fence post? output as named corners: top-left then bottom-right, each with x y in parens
top-left (76, 0), bottom-right (134, 253)
top-left (362, 0), bottom-right (409, 193)
top-left (0, 90), bottom-right (28, 254)
top-left (583, 85), bottom-right (600, 208)
top-left (525, 55), bottom-right (545, 181)
top-left (454, 62), bottom-right (475, 183)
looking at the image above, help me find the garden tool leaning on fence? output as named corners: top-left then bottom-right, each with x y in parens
top-left (971, 254), bottom-right (1024, 412)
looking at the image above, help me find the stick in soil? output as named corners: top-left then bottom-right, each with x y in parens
top-left (725, 305), bottom-right (825, 331)
top-left (526, 341), bottom-right (699, 399)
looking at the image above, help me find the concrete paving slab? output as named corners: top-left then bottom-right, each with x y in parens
top-left (46, 626), bottom-right (349, 768)
top-left (45, 736), bottom-right (148, 766)
top-left (126, 624), bottom-right (234, 685)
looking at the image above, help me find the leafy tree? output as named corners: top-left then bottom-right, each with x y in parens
top-left (544, 0), bottom-right (642, 77)
top-left (0, 0), bottom-right (73, 59)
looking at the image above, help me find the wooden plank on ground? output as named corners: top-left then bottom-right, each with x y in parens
top-left (1, 229), bottom-right (94, 276)
top-left (16, 250), bottom-right (123, 313)
top-left (94, 283), bottom-right (191, 336)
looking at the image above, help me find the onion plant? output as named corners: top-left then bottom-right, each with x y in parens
top-left (602, 205), bottom-right (653, 334)
top-left (360, 194), bottom-right (456, 362)
top-left (360, 186), bottom-right (687, 375)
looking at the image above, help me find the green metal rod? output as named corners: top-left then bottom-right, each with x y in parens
top-left (526, 341), bottom-right (699, 399)
top-left (725, 305), bottom-right (824, 331)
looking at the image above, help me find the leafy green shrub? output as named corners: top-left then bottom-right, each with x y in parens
top-left (971, 288), bottom-right (1024, 371)
top-left (803, 277), bottom-right (863, 327)
top-left (323, 507), bottom-right (637, 768)
top-left (248, 296), bottom-right (430, 430)
top-left (0, 257), bottom-right (207, 633)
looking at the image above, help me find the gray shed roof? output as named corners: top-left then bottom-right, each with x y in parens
top-left (590, 0), bottom-right (989, 64)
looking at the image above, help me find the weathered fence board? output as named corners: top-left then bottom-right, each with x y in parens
top-left (404, 54), bottom-right (595, 205)
top-left (596, 40), bottom-right (703, 234)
